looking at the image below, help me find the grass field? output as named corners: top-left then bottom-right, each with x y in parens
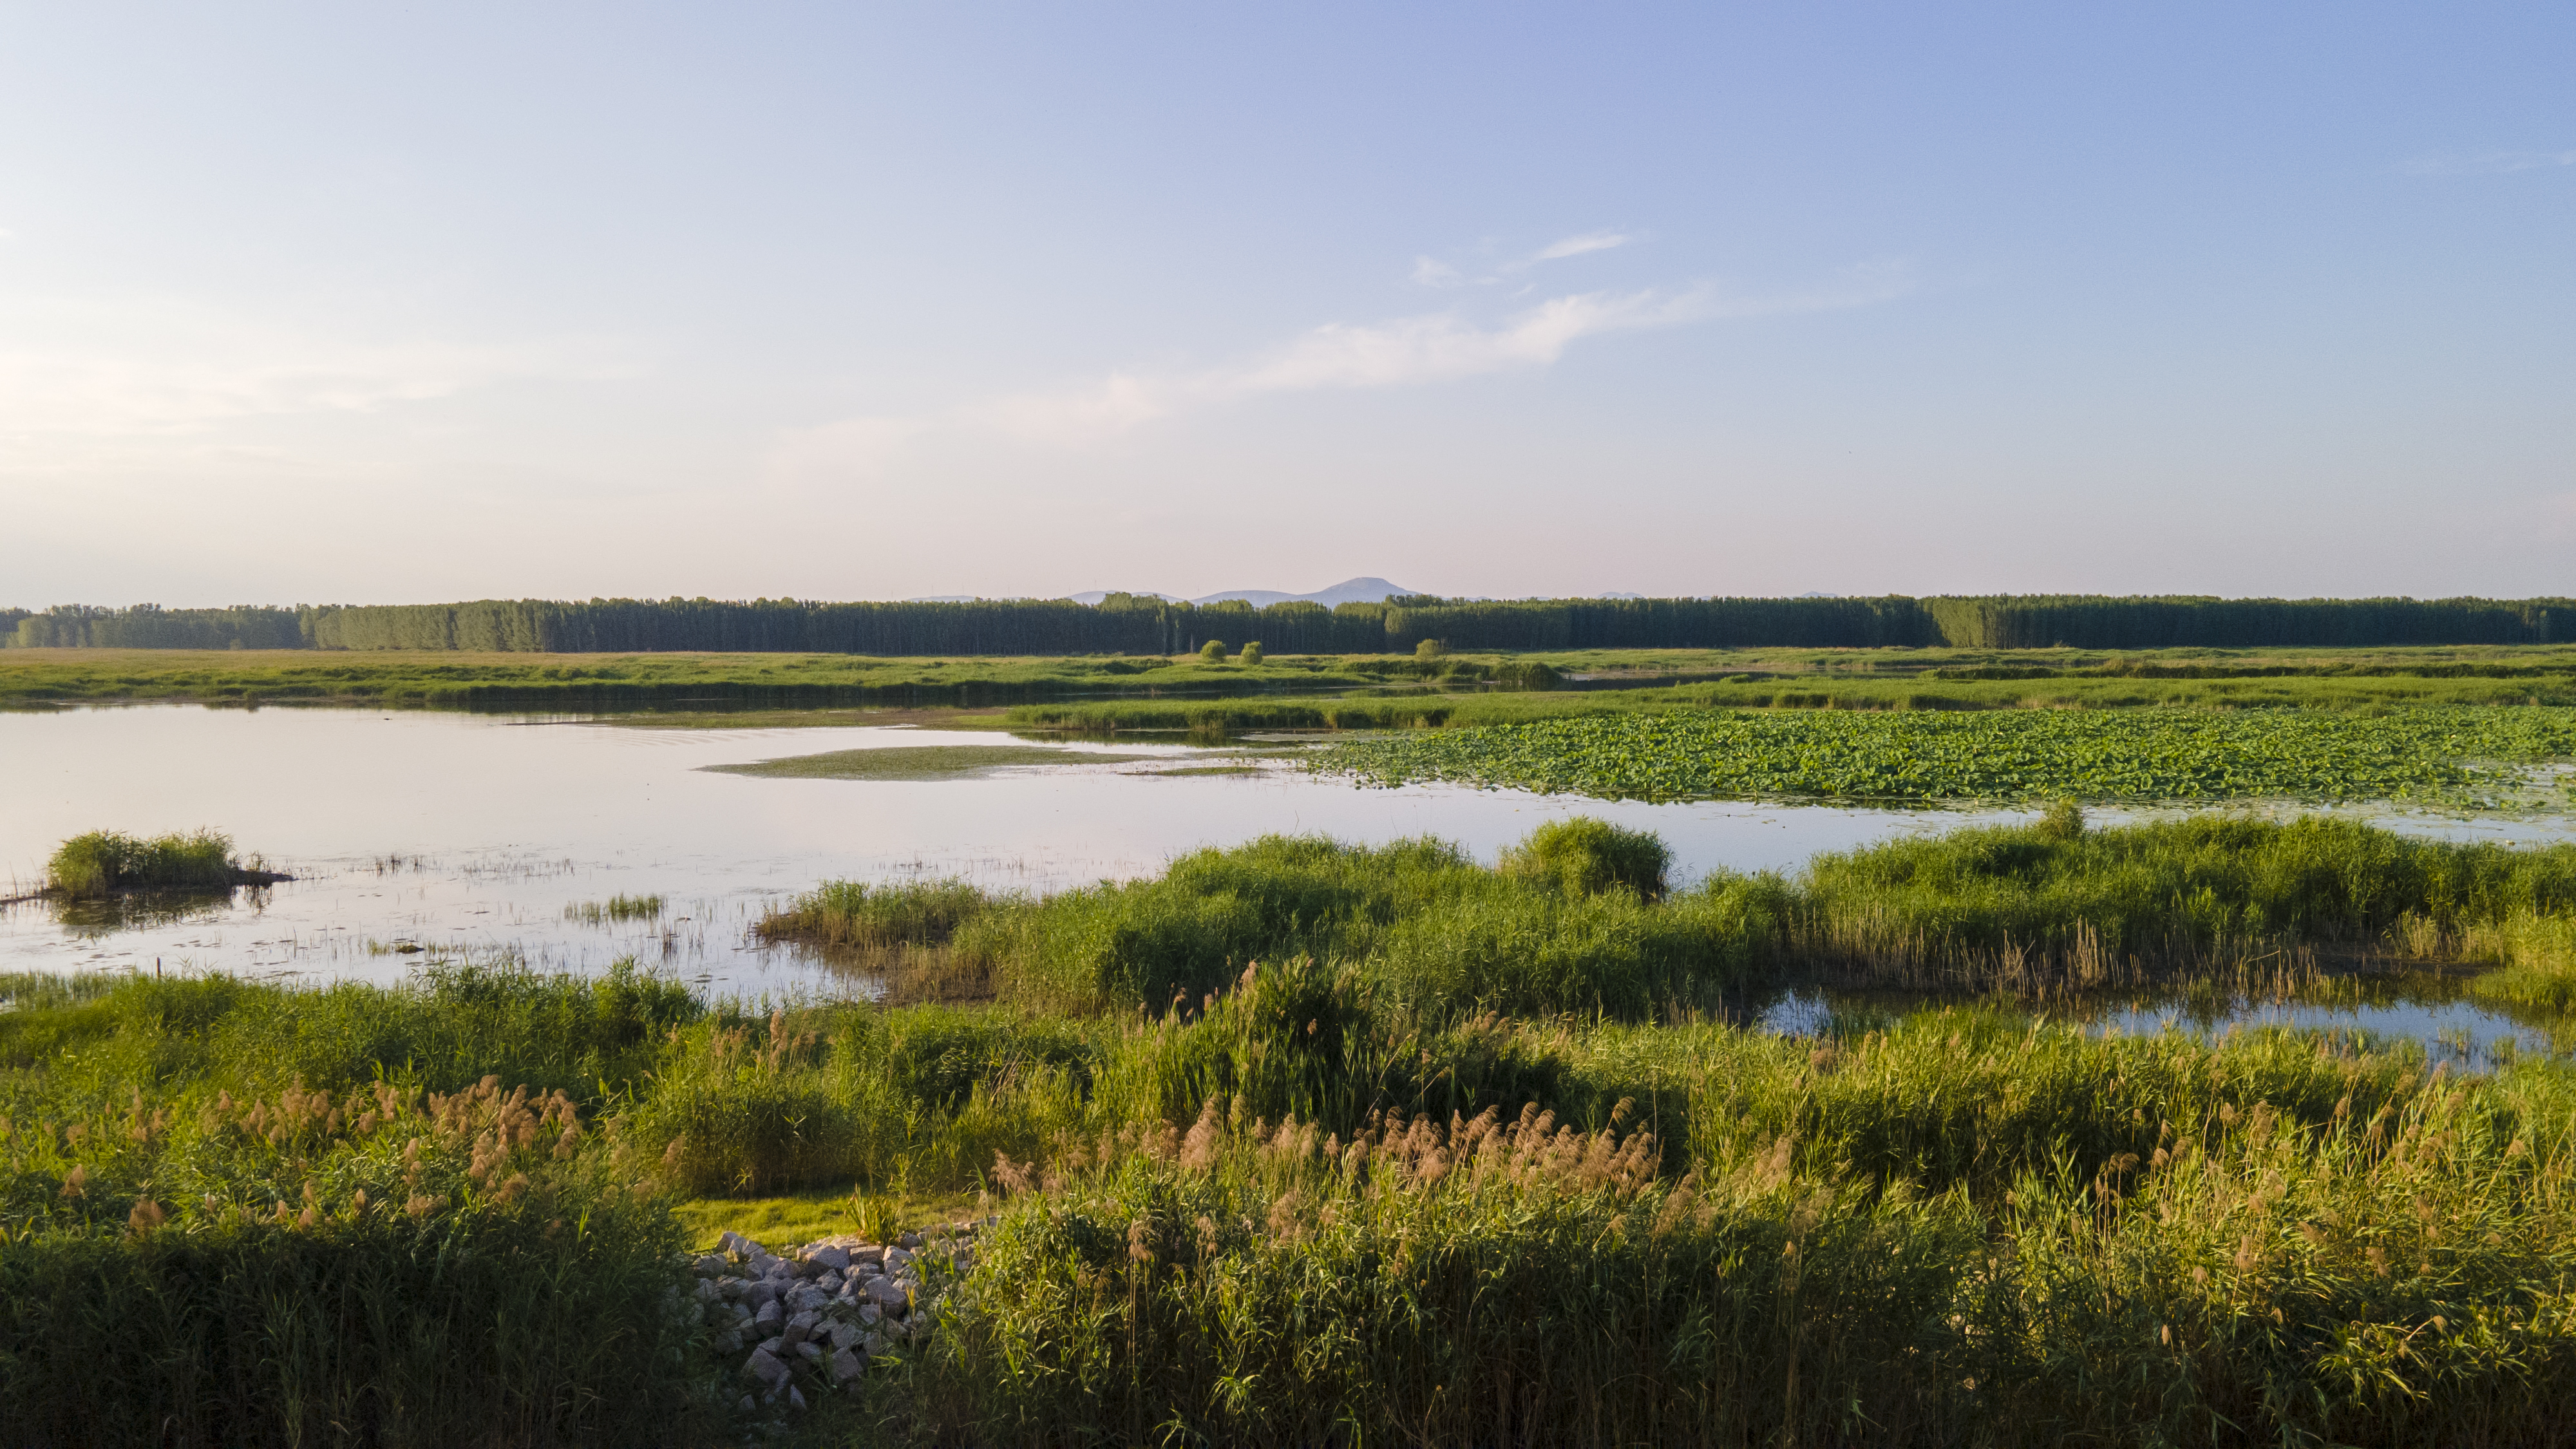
top-left (15, 813), bottom-right (2576, 1444)
top-left (12, 642), bottom-right (2576, 713)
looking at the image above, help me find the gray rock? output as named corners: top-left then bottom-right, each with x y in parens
top-left (830, 1346), bottom-right (864, 1382)
top-left (695, 1253), bottom-right (730, 1276)
top-left (784, 1310), bottom-right (820, 1347)
top-left (883, 1246), bottom-right (914, 1273)
top-left (790, 1284), bottom-right (830, 1313)
top-left (743, 1280), bottom-right (778, 1310)
top-left (787, 1385), bottom-right (808, 1412)
top-left (737, 1393), bottom-right (755, 1414)
top-left (858, 1303), bottom-right (882, 1326)
top-left (865, 1277), bottom-right (909, 1311)
top-left (692, 1277), bottom-right (721, 1302)
top-left (719, 1231), bottom-right (749, 1255)
top-left (862, 1331), bottom-right (890, 1357)
top-left (898, 1231), bottom-right (922, 1249)
top-left (759, 1335), bottom-right (784, 1356)
top-left (753, 1298), bottom-right (784, 1331)
top-left (744, 1347), bottom-right (790, 1387)
top-left (828, 1320), bottom-right (861, 1350)
top-left (810, 1245), bottom-right (852, 1273)
top-left (796, 1340), bottom-right (823, 1362)
top-left (714, 1328), bottom-right (743, 1354)
top-left (848, 1244), bottom-right (886, 1266)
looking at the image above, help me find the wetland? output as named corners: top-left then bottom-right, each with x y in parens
top-left (14, 646), bottom-right (2576, 1447)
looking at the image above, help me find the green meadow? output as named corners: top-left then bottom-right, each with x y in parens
top-left (14, 813), bottom-right (2576, 1444)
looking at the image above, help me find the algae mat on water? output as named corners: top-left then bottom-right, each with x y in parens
top-left (1311, 706), bottom-right (2576, 806)
top-left (706, 744), bottom-right (1161, 780)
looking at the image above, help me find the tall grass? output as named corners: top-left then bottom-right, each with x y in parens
top-left (1792, 811), bottom-right (2576, 993)
top-left (918, 1023), bottom-right (2576, 1447)
top-left (43, 828), bottom-right (255, 895)
top-left (0, 1022), bottom-right (714, 1446)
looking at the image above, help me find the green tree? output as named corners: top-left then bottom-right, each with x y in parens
top-left (1414, 638), bottom-right (1448, 659)
top-left (1238, 641), bottom-right (1264, 666)
top-left (1198, 639), bottom-right (1227, 662)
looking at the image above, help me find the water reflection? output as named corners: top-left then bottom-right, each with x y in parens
top-left (1755, 970), bottom-right (2571, 1072)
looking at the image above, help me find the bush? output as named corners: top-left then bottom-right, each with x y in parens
top-left (1497, 815), bottom-right (1672, 900)
top-left (1238, 641), bottom-right (1264, 666)
top-left (1413, 637), bottom-right (1447, 659)
top-left (1198, 639), bottom-right (1227, 662)
top-left (44, 829), bottom-right (247, 895)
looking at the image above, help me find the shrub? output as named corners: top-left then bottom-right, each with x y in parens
top-left (1497, 815), bottom-right (1672, 900)
top-left (1414, 637), bottom-right (1447, 659)
top-left (1238, 641), bottom-right (1264, 665)
top-left (1198, 639), bottom-right (1227, 662)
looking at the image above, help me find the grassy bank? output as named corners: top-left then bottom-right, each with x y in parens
top-left (760, 814), bottom-right (2576, 1006)
top-left (12, 643), bottom-right (2576, 713)
top-left (0, 647), bottom-right (1425, 708)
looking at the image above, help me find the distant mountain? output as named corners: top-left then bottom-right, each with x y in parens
top-left (1598, 591), bottom-right (1646, 600)
top-left (1059, 589), bottom-right (1183, 606)
top-left (906, 594), bottom-right (985, 602)
top-left (1188, 576), bottom-right (1416, 607)
top-left (1054, 578), bottom-right (1417, 607)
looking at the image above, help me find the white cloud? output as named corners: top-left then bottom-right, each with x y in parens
top-left (1410, 256), bottom-right (1467, 288)
top-left (1531, 231), bottom-right (1631, 262)
top-left (775, 261), bottom-right (1913, 468)
top-left (2401, 149), bottom-right (2576, 176)
top-left (1409, 229), bottom-right (1633, 287)
top-left (0, 295), bottom-right (632, 442)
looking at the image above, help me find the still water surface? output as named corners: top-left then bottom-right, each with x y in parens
top-left (2, 705), bottom-right (2023, 990)
top-left (6, 705), bottom-right (2573, 1063)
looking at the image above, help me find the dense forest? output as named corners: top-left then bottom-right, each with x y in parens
top-left (5, 593), bottom-right (2566, 655)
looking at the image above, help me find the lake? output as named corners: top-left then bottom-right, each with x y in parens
top-left (8, 703), bottom-right (2573, 1059)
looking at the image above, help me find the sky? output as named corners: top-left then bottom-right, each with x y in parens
top-left (1, 3), bottom-right (2571, 607)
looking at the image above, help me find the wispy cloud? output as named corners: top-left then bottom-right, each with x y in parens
top-left (1411, 230), bottom-right (1633, 288)
top-left (1531, 231), bottom-right (1630, 262)
top-left (2401, 149), bottom-right (2576, 176)
top-left (774, 261), bottom-right (1912, 468)
top-left (0, 295), bottom-right (632, 440)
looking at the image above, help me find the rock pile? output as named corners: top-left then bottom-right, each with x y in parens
top-left (685, 1219), bottom-right (986, 1414)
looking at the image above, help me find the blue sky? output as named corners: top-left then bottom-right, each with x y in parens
top-left (2, 3), bottom-right (2570, 605)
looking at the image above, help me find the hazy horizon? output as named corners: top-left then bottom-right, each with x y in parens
top-left (3, 5), bottom-right (2570, 608)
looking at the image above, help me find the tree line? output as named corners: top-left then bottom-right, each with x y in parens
top-left (5, 593), bottom-right (2566, 654)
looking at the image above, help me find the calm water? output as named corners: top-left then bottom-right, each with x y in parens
top-left (6, 703), bottom-right (2572, 1061)
top-left (0, 705), bottom-right (2026, 991)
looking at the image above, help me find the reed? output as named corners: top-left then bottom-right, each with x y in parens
top-left (564, 892), bottom-right (664, 924)
top-left (43, 829), bottom-right (260, 896)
